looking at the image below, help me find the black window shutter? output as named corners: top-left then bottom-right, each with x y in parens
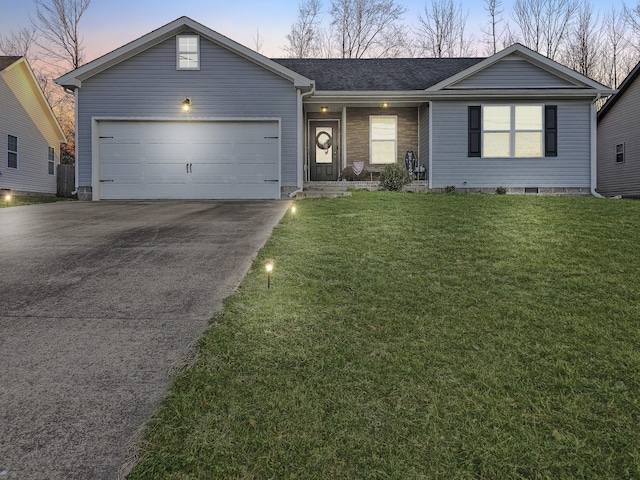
top-left (545, 105), bottom-right (557, 157)
top-left (468, 106), bottom-right (481, 157)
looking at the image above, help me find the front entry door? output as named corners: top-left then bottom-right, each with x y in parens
top-left (310, 120), bottom-right (339, 181)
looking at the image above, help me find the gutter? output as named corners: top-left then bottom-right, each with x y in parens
top-left (590, 93), bottom-right (604, 198)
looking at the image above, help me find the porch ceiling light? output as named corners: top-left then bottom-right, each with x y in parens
top-left (382, 102), bottom-right (389, 108)
top-left (182, 97), bottom-right (192, 112)
top-left (321, 106), bottom-right (328, 113)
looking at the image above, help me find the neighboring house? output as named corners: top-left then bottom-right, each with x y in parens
top-left (597, 61), bottom-right (640, 197)
top-left (55, 17), bottom-right (614, 201)
top-left (1, 56), bottom-right (66, 195)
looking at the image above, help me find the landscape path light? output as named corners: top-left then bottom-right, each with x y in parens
top-left (264, 259), bottom-right (274, 289)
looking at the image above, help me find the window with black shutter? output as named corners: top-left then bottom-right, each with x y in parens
top-left (468, 106), bottom-right (481, 157)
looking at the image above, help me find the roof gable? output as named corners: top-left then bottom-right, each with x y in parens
top-left (597, 60), bottom-right (640, 121)
top-left (1, 56), bottom-right (66, 143)
top-left (55, 17), bottom-right (313, 90)
top-left (427, 44), bottom-right (613, 93)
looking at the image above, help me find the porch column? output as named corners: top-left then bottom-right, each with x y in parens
top-left (342, 106), bottom-right (347, 170)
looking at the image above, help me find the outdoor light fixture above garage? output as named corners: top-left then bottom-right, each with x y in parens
top-left (182, 97), bottom-right (191, 112)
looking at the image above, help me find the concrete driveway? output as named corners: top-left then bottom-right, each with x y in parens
top-left (0, 200), bottom-right (290, 479)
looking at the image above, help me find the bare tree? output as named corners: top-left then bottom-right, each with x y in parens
top-left (329, 0), bottom-right (407, 58)
top-left (0, 27), bottom-right (39, 62)
top-left (284, 0), bottom-right (323, 58)
top-left (253, 28), bottom-right (264, 54)
top-left (599, 7), bottom-right (636, 87)
top-left (481, 0), bottom-right (504, 55)
top-left (512, 0), bottom-right (578, 60)
top-left (562, 1), bottom-right (601, 77)
top-left (32, 0), bottom-right (91, 71)
top-left (417, 0), bottom-right (473, 58)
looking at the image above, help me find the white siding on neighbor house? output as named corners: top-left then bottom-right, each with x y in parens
top-left (431, 100), bottom-right (591, 188)
top-left (77, 33), bottom-right (298, 189)
top-left (450, 57), bottom-right (578, 89)
top-left (597, 76), bottom-right (640, 197)
top-left (0, 64), bottom-right (60, 194)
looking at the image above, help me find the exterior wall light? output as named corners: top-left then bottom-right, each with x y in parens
top-left (264, 259), bottom-right (274, 289)
top-left (382, 102), bottom-right (389, 108)
top-left (182, 97), bottom-right (192, 112)
top-left (321, 106), bottom-right (328, 113)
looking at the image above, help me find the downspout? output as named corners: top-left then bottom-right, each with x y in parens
top-left (590, 93), bottom-right (604, 198)
top-left (292, 83), bottom-right (316, 197)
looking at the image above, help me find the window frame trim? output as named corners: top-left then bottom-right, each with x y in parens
top-left (48, 146), bottom-right (56, 175)
top-left (7, 134), bottom-right (18, 169)
top-left (176, 34), bottom-right (200, 71)
top-left (481, 104), bottom-right (545, 159)
top-left (615, 143), bottom-right (625, 164)
top-left (369, 115), bottom-right (398, 165)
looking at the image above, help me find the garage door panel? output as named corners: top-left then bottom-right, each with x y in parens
top-left (98, 121), bottom-right (280, 200)
top-left (237, 163), bottom-right (278, 180)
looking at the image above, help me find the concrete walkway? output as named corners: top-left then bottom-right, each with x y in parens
top-left (0, 200), bottom-right (290, 479)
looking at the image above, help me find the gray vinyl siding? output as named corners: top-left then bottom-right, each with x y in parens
top-left (77, 33), bottom-right (298, 187)
top-left (597, 76), bottom-right (640, 196)
top-left (0, 77), bottom-right (58, 194)
top-left (450, 57), bottom-right (576, 89)
top-left (418, 103), bottom-right (429, 176)
top-left (431, 100), bottom-right (591, 188)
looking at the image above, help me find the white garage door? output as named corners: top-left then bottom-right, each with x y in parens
top-left (97, 120), bottom-right (280, 199)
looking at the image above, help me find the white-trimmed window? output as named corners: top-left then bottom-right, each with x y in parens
top-left (370, 116), bottom-right (397, 164)
top-left (483, 105), bottom-right (543, 158)
top-left (616, 143), bottom-right (625, 163)
top-left (177, 35), bottom-right (199, 70)
top-left (48, 147), bottom-right (55, 175)
top-left (8, 135), bottom-right (17, 169)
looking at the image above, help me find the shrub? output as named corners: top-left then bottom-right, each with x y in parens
top-left (496, 186), bottom-right (507, 195)
top-left (379, 163), bottom-right (410, 191)
top-left (444, 185), bottom-right (456, 193)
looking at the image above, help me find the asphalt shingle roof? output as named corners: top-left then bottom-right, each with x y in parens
top-left (272, 57), bottom-right (486, 91)
top-left (0, 56), bottom-right (22, 72)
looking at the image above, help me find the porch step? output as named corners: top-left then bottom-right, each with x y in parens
top-left (294, 182), bottom-right (352, 199)
top-left (295, 190), bottom-right (352, 199)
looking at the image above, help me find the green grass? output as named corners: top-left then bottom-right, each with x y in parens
top-left (0, 194), bottom-right (73, 208)
top-left (129, 192), bottom-right (640, 479)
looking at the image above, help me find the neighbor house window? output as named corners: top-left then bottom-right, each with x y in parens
top-left (616, 143), bottom-right (625, 163)
top-left (8, 135), bottom-right (17, 169)
top-left (370, 116), bottom-right (397, 164)
top-left (177, 35), bottom-right (199, 70)
top-left (482, 105), bottom-right (543, 158)
top-left (48, 147), bottom-right (55, 175)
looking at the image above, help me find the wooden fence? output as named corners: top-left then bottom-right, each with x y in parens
top-left (57, 164), bottom-right (75, 197)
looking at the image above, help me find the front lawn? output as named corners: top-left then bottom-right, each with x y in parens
top-left (129, 192), bottom-right (640, 479)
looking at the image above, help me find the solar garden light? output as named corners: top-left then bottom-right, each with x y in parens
top-left (264, 259), bottom-right (274, 289)
top-left (290, 204), bottom-right (296, 219)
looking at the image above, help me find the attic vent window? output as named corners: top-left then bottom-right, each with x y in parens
top-left (177, 35), bottom-right (199, 70)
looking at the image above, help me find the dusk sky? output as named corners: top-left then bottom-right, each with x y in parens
top-left (0, 0), bottom-right (626, 63)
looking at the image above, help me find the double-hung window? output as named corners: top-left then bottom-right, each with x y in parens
top-left (48, 147), bottom-right (55, 175)
top-left (177, 35), bottom-right (199, 70)
top-left (370, 116), bottom-right (397, 164)
top-left (8, 135), bottom-right (17, 169)
top-left (469, 105), bottom-right (556, 158)
top-left (616, 143), bottom-right (625, 163)
top-left (483, 105), bottom-right (543, 157)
